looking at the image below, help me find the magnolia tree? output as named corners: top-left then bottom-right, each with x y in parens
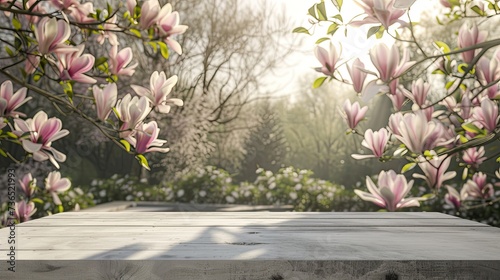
top-left (295, 0), bottom-right (500, 214)
top-left (0, 0), bottom-right (186, 224)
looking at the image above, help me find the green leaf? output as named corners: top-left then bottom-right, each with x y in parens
top-left (158, 41), bottom-right (169, 59)
top-left (459, 135), bottom-right (469, 143)
top-left (308, 4), bottom-right (317, 19)
top-left (471, 5), bottom-right (486, 16)
top-left (107, 2), bottom-right (113, 14)
top-left (462, 123), bottom-right (482, 134)
top-left (457, 63), bottom-right (469, 73)
top-left (33, 73), bottom-right (42, 82)
top-left (445, 80), bottom-right (455, 90)
top-left (433, 40), bottom-right (450, 60)
top-left (6, 132), bottom-right (17, 139)
top-left (332, 14), bottom-right (343, 22)
top-left (61, 81), bottom-right (74, 102)
top-left (112, 107), bottom-right (120, 119)
top-left (136, 154), bottom-right (150, 170)
top-left (148, 41), bottom-right (158, 53)
top-left (327, 23), bottom-right (339, 35)
top-left (432, 69), bottom-right (445, 75)
top-left (58, 205), bottom-right (64, 213)
top-left (292, 27), bottom-right (310, 35)
top-left (0, 148), bottom-right (6, 158)
top-left (462, 167), bottom-right (468, 180)
top-left (401, 162), bottom-right (416, 173)
top-left (315, 37), bottom-right (330, 44)
top-left (375, 26), bottom-right (385, 39)
top-left (496, 156), bottom-right (500, 163)
top-left (313, 77), bottom-right (327, 88)
top-left (5, 46), bottom-right (14, 57)
top-left (331, 0), bottom-right (343, 11)
top-left (94, 57), bottom-right (107, 67)
top-left (31, 198), bottom-right (44, 204)
top-left (12, 18), bottom-right (21, 30)
top-left (317, 1), bottom-right (327, 21)
top-left (423, 150), bottom-right (433, 158)
top-left (420, 193), bottom-right (436, 200)
top-left (129, 28), bottom-right (142, 38)
top-left (436, 16), bottom-right (443, 25)
top-left (120, 139), bottom-right (131, 152)
top-left (367, 26), bottom-right (381, 38)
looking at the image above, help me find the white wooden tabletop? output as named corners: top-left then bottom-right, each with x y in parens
top-left (1, 212), bottom-right (499, 279)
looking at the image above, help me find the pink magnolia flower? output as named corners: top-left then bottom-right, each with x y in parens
top-left (69, 2), bottom-right (95, 23)
top-left (108, 46), bottom-right (138, 76)
top-left (131, 71), bottom-right (182, 114)
top-left (50, 0), bottom-right (95, 23)
top-left (476, 57), bottom-right (500, 99)
top-left (19, 173), bottom-right (36, 198)
top-left (157, 3), bottom-right (188, 55)
top-left (0, 80), bottom-right (31, 118)
top-left (15, 201), bottom-right (37, 222)
top-left (457, 22), bottom-right (487, 64)
top-left (97, 15), bottom-right (120, 46)
top-left (420, 101), bottom-right (435, 121)
top-left (352, 128), bottom-right (389, 159)
top-left (115, 94), bottom-right (151, 139)
top-left (370, 43), bottom-right (415, 83)
top-left (402, 78), bottom-right (430, 108)
top-left (459, 93), bottom-right (473, 120)
top-left (388, 87), bottom-right (406, 111)
top-left (139, 0), bottom-right (160, 29)
top-left (339, 100), bottom-right (368, 130)
top-left (462, 146), bottom-right (486, 168)
top-left (34, 17), bottom-right (73, 55)
top-left (45, 171), bottom-right (71, 205)
top-left (347, 58), bottom-right (367, 93)
top-left (129, 121), bottom-right (169, 154)
top-left (352, 0), bottom-right (406, 29)
top-left (57, 45), bottom-right (97, 84)
top-left (394, 111), bottom-right (450, 153)
top-left (50, 0), bottom-right (78, 10)
top-left (13, 111), bottom-right (70, 168)
top-left (354, 170), bottom-right (421, 212)
top-left (93, 83), bottom-right (117, 121)
top-left (127, 0), bottom-right (137, 16)
top-left (461, 172), bottom-right (494, 200)
top-left (388, 112), bottom-right (403, 135)
top-left (25, 54), bottom-right (40, 75)
top-left (472, 98), bottom-right (499, 132)
top-left (413, 153), bottom-right (456, 190)
top-left (393, 0), bottom-right (416, 9)
top-left (314, 43), bottom-right (341, 76)
top-left (440, 96), bottom-right (458, 112)
top-left (444, 185), bottom-right (461, 209)
top-left (23, 0), bottom-right (46, 23)
top-left (439, 0), bottom-right (452, 8)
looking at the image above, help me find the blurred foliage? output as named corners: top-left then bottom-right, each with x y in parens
top-left (83, 166), bottom-right (376, 212)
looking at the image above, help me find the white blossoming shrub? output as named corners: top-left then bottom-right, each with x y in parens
top-left (81, 166), bottom-right (372, 212)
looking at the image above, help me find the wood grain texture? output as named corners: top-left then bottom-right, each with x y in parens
top-left (1, 212), bottom-right (499, 279)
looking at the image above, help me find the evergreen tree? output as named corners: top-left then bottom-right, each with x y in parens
top-left (238, 103), bottom-right (288, 182)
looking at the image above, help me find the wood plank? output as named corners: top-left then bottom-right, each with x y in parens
top-left (2, 260), bottom-right (499, 280)
top-left (7, 225), bottom-right (493, 236)
top-left (1, 212), bottom-right (499, 279)
top-left (16, 217), bottom-right (487, 227)
top-left (1, 225), bottom-right (499, 260)
top-left (46, 211), bottom-right (455, 219)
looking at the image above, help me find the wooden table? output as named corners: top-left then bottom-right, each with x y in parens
top-left (1, 212), bottom-right (500, 279)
